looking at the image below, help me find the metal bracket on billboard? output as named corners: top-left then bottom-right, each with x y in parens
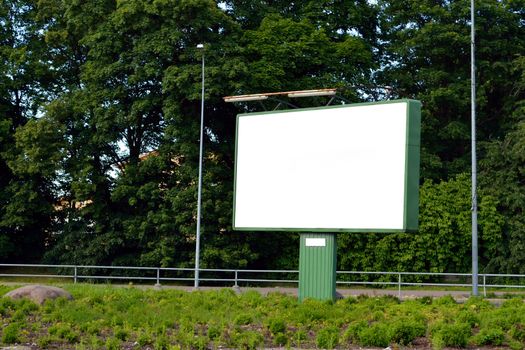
top-left (224, 88), bottom-right (348, 110)
top-left (268, 98), bottom-right (299, 110)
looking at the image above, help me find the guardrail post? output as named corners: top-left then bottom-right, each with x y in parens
top-left (483, 274), bottom-right (486, 297)
top-left (74, 266), bottom-right (77, 284)
top-left (398, 273), bottom-right (402, 299)
top-left (154, 268), bottom-right (161, 289)
top-left (232, 270), bottom-right (241, 294)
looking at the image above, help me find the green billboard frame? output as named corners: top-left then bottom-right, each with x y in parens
top-left (233, 99), bottom-right (421, 233)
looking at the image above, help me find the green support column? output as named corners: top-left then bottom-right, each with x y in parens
top-left (298, 233), bottom-right (337, 302)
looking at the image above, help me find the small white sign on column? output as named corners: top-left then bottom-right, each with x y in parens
top-left (305, 238), bottom-right (326, 247)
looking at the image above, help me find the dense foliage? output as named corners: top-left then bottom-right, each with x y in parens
top-left (2, 285), bottom-right (525, 349)
top-left (0, 0), bottom-right (524, 274)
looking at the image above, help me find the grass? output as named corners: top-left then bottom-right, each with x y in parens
top-left (1, 284), bottom-right (525, 349)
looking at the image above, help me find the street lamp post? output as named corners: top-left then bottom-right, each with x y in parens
top-left (195, 43), bottom-right (205, 289)
top-left (470, 0), bottom-right (479, 296)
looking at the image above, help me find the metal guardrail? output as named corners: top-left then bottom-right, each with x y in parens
top-left (1, 264), bottom-right (525, 297)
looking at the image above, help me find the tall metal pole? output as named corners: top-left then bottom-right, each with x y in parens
top-left (195, 44), bottom-right (205, 289)
top-left (470, 0), bottom-right (479, 296)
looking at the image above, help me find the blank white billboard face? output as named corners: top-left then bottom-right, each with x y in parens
top-left (233, 100), bottom-right (421, 232)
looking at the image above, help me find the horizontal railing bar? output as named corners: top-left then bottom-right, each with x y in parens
top-left (237, 279), bottom-right (298, 283)
top-left (0, 274), bottom-right (73, 278)
top-left (75, 266), bottom-right (157, 270)
top-left (198, 278), bottom-right (236, 282)
top-left (78, 275), bottom-right (157, 280)
top-left (484, 284), bottom-right (525, 289)
top-left (482, 274), bottom-right (525, 278)
top-left (338, 281), bottom-right (401, 286)
top-left (337, 271), bottom-right (472, 276)
top-left (0, 264), bottom-right (76, 268)
top-left (400, 282), bottom-right (473, 287)
top-left (159, 277), bottom-right (200, 282)
top-left (230, 269), bottom-right (299, 274)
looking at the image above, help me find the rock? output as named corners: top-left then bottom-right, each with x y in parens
top-left (3, 285), bottom-right (73, 305)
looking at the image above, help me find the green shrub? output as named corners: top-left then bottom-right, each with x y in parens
top-left (36, 335), bottom-right (58, 348)
top-left (510, 323), bottom-right (525, 342)
top-left (316, 326), bottom-right (340, 349)
top-left (2, 322), bottom-right (21, 344)
top-left (105, 337), bottom-right (121, 350)
top-left (177, 320), bottom-right (194, 333)
top-left (416, 296), bottom-right (433, 305)
top-left (48, 323), bottom-right (79, 342)
top-left (154, 334), bottom-right (169, 350)
top-left (273, 332), bottom-right (288, 346)
top-left (175, 327), bottom-right (195, 348)
top-left (457, 310), bottom-right (479, 327)
top-left (233, 313), bottom-right (253, 326)
top-left (370, 310), bottom-right (385, 322)
top-left (189, 335), bottom-right (208, 350)
top-left (11, 309), bottom-right (27, 322)
top-left (83, 321), bottom-right (102, 336)
top-left (231, 330), bottom-right (264, 350)
top-left (10, 299), bottom-right (38, 322)
top-left (137, 331), bottom-right (153, 346)
top-left (111, 315), bottom-right (124, 327)
top-left (207, 324), bottom-right (221, 340)
top-left (509, 339), bottom-right (525, 350)
top-left (343, 320), bottom-right (367, 343)
top-left (17, 298), bottom-right (39, 313)
top-left (292, 329), bottom-right (308, 347)
top-left (358, 322), bottom-right (391, 347)
top-left (430, 322), bottom-right (471, 349)
top-left (0, 298), bottom-right (14, 316)
top-left (267, 317), bottom-right (286, 335)
top-left (338, 296), bottom-right (358, 306)
top-left (294, 299), bottom-right (332, 324)
top-left (240, 291), bottom-right (264, 308)
top-left (114, 327), bottom-right (128, 341)
top-left (502, 298), bottom-right (525, 309)
top-left (465, 297), bottom-right (492, 312)
top-left (0, 303), bottom-right (9, 317)
top-left (389, 317), bottom-right (426, 345)
top-left (433, 295), bottom-right (456, 306)
top-left (481, 309), bottom-right (521, 331)
top-left (471, 327), bottom-right (505, 346)
top-left (89, 334), bottom-right (104, 349)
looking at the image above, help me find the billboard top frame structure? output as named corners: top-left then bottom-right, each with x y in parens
top-left (232, 99), bottom-right (421, 233)
top-left (224, 88), bottom-right (351, 110)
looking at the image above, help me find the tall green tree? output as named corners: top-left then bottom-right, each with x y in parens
top-left (0, 0), bottom-right (58, 262)
top-left (479, 55), bottom-right (525, 273)
top-left (377, 0), bottom-right (525, 180)
top-left (30, 0), bottom-right (250, 267)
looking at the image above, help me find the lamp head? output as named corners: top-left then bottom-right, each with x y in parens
top-left (196, 44), bottom-right (204, 49)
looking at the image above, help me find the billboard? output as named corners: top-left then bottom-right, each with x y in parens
top-left (233, 100), bottom-right (421, 232)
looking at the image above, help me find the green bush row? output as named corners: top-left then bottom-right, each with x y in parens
top-left (1, 285), bottom-right (525, 349)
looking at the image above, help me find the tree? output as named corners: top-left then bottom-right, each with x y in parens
top-left (0, 0), bottom-right (58, 262)
top-left (480, 54), bottom-right (525, 273)
top-left (377, 0), bottom-right (525, 180)
top-left (35, 0), bottom-right (249, 267)
top-left (338, 174), bottom-right (505, 277)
